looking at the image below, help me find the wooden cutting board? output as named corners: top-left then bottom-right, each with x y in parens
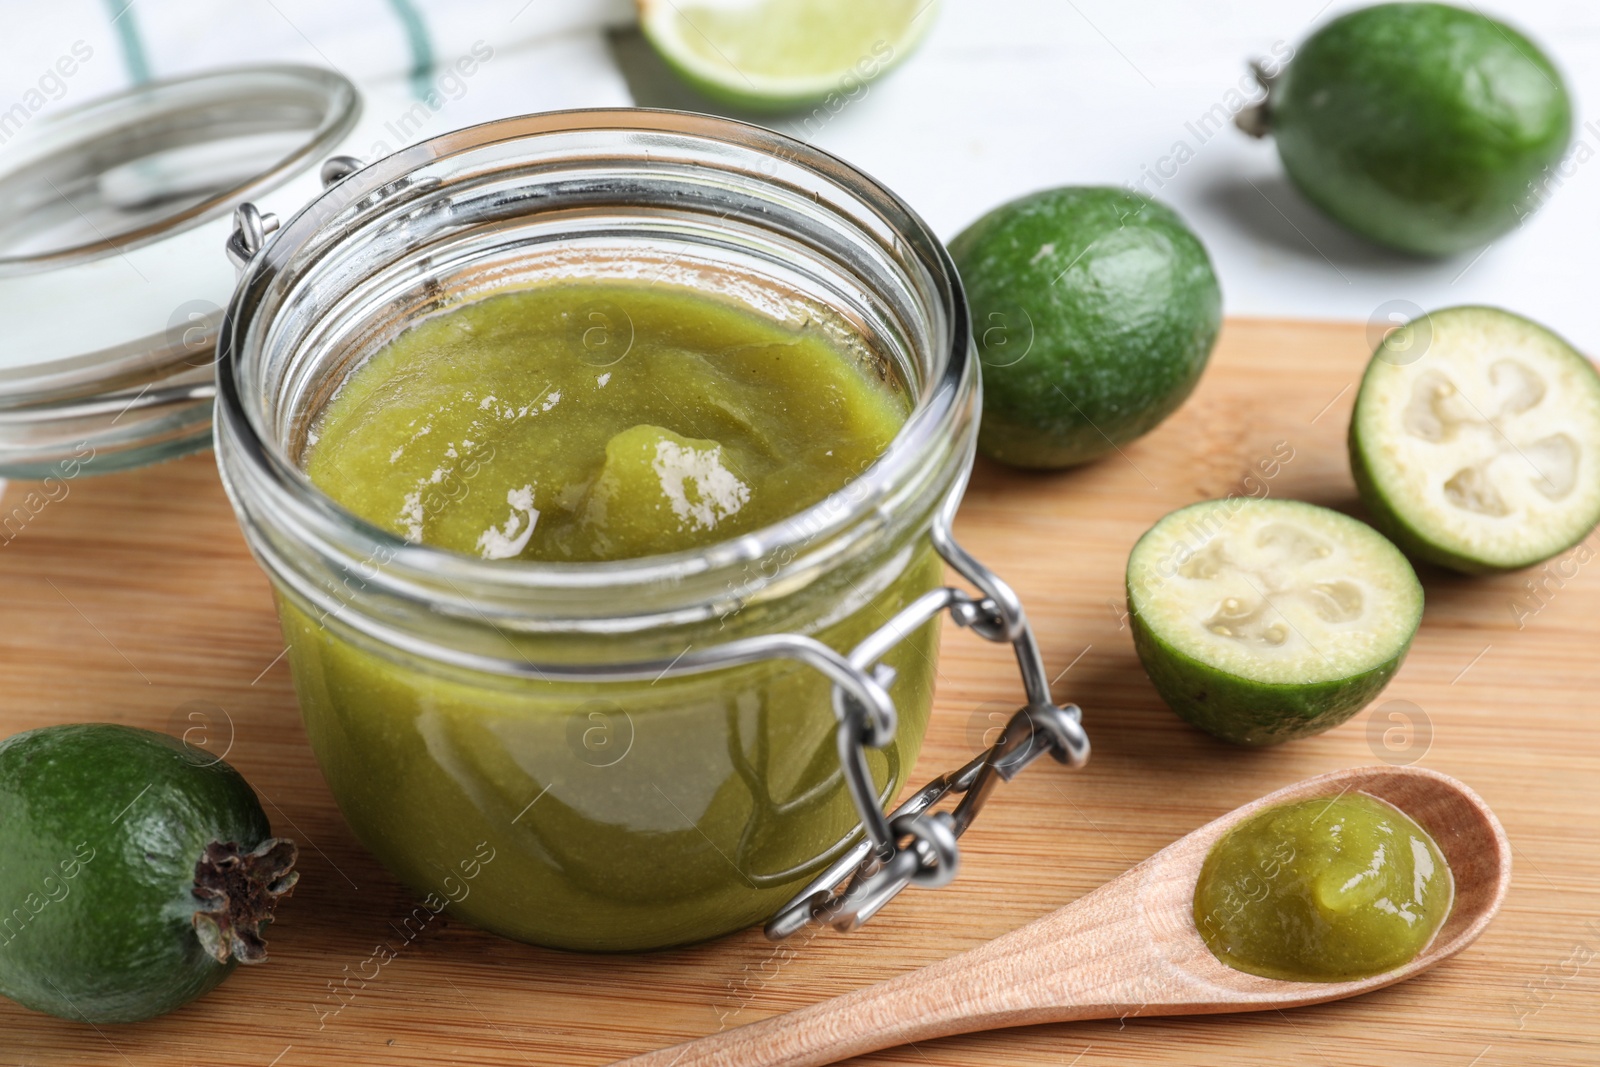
top-left (2, 318), bottom-right (1595, 1067)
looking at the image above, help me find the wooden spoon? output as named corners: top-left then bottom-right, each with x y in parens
top-left (617, 765), bottom-right (1509, 1067)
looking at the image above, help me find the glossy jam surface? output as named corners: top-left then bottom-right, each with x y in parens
top-left (306, 282), bottom-right (906, 560)
top-left (1193, 793), bottom-right (1453, 981)
top-left (288, 281), bottom-right (939, 951)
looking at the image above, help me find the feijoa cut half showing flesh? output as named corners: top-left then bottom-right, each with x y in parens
top-left (0, 724), bottom-right (298, 1023)
top-left (1351, 306), bottom-right (1600, 573)
top-left (1128, 499), bottom-right (1423, 745)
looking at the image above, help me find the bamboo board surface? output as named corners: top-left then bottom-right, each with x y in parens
top-left (1, 318), bottom-right (1596, 1066)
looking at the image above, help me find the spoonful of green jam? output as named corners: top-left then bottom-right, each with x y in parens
top-left (617, 766), bottom-right (1508, 1067)
top-left (1194, 792), bottom-right (1452, 982)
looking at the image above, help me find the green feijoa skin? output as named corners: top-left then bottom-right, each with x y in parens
top-left (1350, 306), bottom-right (1600, 574)
top-left (1265, 2), bottom-right (1571, 257)
top-left (949, 186), bottom-right (1222, 470)
top-left (0, 724), bottom-right (297, 1023)
top-left (1194, 793), bottom-right (1453, 981)
top-left (1126, 498), bottom-right (1422, 746)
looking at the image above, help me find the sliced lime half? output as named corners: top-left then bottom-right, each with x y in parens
top-left (638, 0), bottom-right (938, 112)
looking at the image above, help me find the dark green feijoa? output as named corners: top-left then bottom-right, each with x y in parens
top-left (1350, 306), bottom-right (1600, 573)
top-left (1255, 3), bottom-right (1571, 256)
top-left (1127, 499), bottom-right (1423, 745)
top-left (0, 724), bottom-right (297, 1023)
top-left (950, 186), bottom-right (1221, 469)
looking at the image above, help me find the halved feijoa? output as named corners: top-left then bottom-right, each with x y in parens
top-left (1127, 499), bottom-right (1422, 745)
top-left (1350, 306), bottom-right (1600, 574)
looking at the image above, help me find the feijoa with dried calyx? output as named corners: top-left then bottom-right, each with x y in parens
top-left (1251, 2), bottom-right (1571, 256)
top-left (0, 723), bottom-right (297, 1023)
top-left (1127, 499), bottom-right (1422, 745)
top-left (1350, 306), bottom-right (1600, 574)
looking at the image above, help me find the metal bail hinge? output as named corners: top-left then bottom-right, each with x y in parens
top-left (225, 202), bottom-right (279, 272)
top-left (225, 155), bottom-right (362, 273)
top-left (764, 496), bottom-right (1090, 940)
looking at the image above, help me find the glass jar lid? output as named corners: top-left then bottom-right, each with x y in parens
top-left (0, 65), bottom-right (359, 478)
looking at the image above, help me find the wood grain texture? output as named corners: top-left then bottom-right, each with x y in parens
top-left (1, 318), bottom-right (1597, 1067)
top-left (620, 766), bottom-right (1511, 1067)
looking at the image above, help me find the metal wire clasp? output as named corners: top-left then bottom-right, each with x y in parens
top-left (764, 492), bottom-right (1090, 939)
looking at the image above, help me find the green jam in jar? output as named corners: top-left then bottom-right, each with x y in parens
top-left (1193, 793), bottom-right (1453, 982)
top-left (286, 281), bottom-right (943, 951)
top-left (306, 283), bottom-right (908, 559)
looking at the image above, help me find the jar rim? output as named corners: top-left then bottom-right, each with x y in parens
top-left (216, 108), bottom-right (973, 610)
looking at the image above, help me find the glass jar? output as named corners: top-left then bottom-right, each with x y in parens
top-left (215, 110), bottom-right (1083, 951)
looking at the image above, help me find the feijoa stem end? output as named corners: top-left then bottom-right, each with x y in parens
top-left (1235, 58), bottom-right (1281, 139)
top-left (191, 838), bottom-right (299, 965)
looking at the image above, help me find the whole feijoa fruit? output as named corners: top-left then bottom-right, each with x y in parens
top-left (950, 186), bottom-right (1222, 469)
top-left (0, 724), bottom-right (297, 1023)
top-left (1263, 3), bottom-right (1571, 256)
